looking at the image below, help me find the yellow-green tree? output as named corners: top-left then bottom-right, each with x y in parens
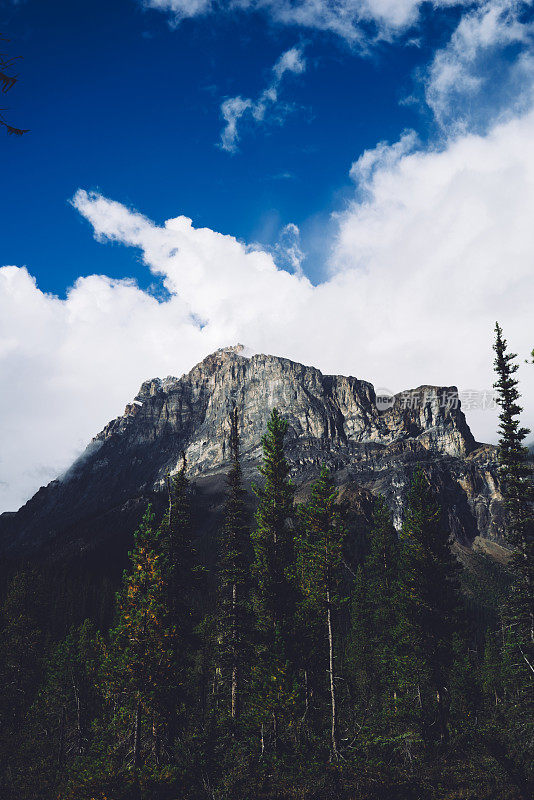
top-left (100, 507), bottom-right (178, 772)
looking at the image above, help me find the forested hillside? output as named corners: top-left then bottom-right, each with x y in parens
top-left (0, 327), bottom-right (531, 800)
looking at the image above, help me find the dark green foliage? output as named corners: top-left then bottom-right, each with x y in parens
top-left (159, 462), bottom-right (201, 731)
top-left (296, 466), bottom-right (347, 757)
top-left (471, 324), bottom-right (534, 800)
top-left (396, 468), bottom-right (465, 751)
top-left (1, 400), bottom-right (533, 799)
top-left (0, 572), bottom-right (47, 796)
top-left (493, 322), bottom-right (534, 648)
top-left (250, 408), bottom-right (301, 755)
top-left (97, 507), bottom-right (180, 777)
top-left (344, 496), bottom-right (401, 746)
top-left (252, 408), bottom-right (296, 640)
top-left (14, 620), bottom-right (103, 798)
top-left (217, 409), bottom-right (253, 722)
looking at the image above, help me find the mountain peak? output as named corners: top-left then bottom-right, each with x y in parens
top-left (0, 350), bottom-right (503, 559)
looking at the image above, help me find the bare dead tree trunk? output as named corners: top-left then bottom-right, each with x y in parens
top-left (72, 673), bottom-right (83, 754)
top-left (231, 661), bottom-right (238, 720)
top-left (133, 699), bottom-right (142, 768)
top-left (326, 586), bottom-right (339, 759)
top-left (167, 708), bottom-right (177, 755)
top-left (231, 581), bottom-right (238, 720)
top-left (152, 716), bottom-right (160, 766)
top-left (436, 688), bottom-right (448, 745)
top-left (57, 705), bottom-right (66, 770)
top-left (167, 474), bottom-right (173, 530)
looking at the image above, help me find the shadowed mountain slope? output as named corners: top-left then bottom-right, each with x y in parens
top-left (0, 346), bottom-right (504, 562)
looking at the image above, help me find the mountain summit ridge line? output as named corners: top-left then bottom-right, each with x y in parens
top-left (0, 345), bottom-right (503, 559)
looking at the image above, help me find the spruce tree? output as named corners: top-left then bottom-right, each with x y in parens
top-left (478, 323), bottom-right (534, 800)
top-left (158, 460), bottom-right (202, 760)
top-left (0, 572), bottom-right (47, 795)
top-left (363, 495), bottom-right (399, 642)
top-left (297, 466), bottom-right (346, 758)
top-left (397, 468), bottom-right (464, 751)
top-left (345, 496), bottom-right (400, 741)
top-left (250, 408), bottom-right (298, 754)
top-left (100, 506), bottom-right (178, 773)
top-left (17, 620), bottom-right (102, 798)
top-left (493, 322), bottom-right (534, 648)
top-left (218, 409), bottom-right (253, 722)
top-left (161, 456), bottom-right (197, 621)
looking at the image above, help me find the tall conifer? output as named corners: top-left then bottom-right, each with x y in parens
top-left (345, 496), bottom-right (400, 733)
top-left (493, 322), bottom-right (534, 647)
top-left (159, 460), bottom-right (200, 749)
top-left (101, 507), bottom-right (177, 771)
top-left (397, 468), bottom-right (464, 750)
top-left (297, 466), bottom-right (346, 758)
top-left (251, 408), bottom-right (298, 752)
top-left (218, 409), bottom-right (252, 722)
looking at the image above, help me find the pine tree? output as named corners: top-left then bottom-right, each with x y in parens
top-left (297, 466), bottom-right (347, 758)
top-left (0, 571), bottom-right (47, 795)
top-left (363, 495), bottom-right (399, 645)
top-left (157, 455), bottom-right (207, 767)
top-left (493, 322), bottom-right (534, 649)
top-left (345, 496), bottom-right (400, 740)
top-left (250, 408), bottom-right (299, 754)
top-left (252, 409), bottom-right (296, 634)
top-left (161, 455), bottom-right (197, 617)
top-left (100, 506), bottom-right (178, 773)
top-left (16, 620), bottom-right (102, 798)
top-left (397, 468), bottom-right (464, 751)
top-left (160, 457), bottom-right (199, 692)
top-left (477, 323), bottom-right (534, 800)
top-left (218, 409), bottom-right (253, 723)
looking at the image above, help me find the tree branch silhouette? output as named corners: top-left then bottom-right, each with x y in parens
top-left (0, 34), bottom-right (28, 136)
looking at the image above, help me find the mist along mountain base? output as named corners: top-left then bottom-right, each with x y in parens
top-left (0, 346), bottom-right (504, 564)
top-left (1, 343), bottom-right (532, 800)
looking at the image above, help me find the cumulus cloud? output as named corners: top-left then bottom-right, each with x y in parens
top-left (141, 0), bottom-right (473, 44)
top-left (219, 46), bottom-right (306, 152)
top-left (2, 105), bottom-right (534, 511)
top-left (424, 0), bottom-right (534, 132)
top-left (349, 130), bottom-right (420, 187)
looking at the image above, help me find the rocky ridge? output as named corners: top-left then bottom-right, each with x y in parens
top-left (0, 346), bottom-right (504, 559)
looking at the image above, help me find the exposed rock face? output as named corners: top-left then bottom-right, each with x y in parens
top-left (0, 346), bottom-right (505, 560)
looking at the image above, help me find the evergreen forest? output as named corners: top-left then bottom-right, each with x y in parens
top-left (0, 325), bottom-right (532, 800)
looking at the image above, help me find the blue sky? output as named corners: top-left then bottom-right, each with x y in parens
top-left (2, 0), bottom-right (458, 290)
top-left (1, 0), bottom-right (534, 511)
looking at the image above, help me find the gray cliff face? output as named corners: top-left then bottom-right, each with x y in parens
top-left (0, 346), bottom-right (504, 559)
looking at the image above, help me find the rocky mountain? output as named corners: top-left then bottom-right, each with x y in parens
top-left (0, 346), bottom-right (505, 562)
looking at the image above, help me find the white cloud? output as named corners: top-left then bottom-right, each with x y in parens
top-left (220, 96), bottom-right (253, 153)
top-left (274, 222), bottom-right (305, 276)
top-left (142, 0), bottom-right (473, 44)
top-left (142, 0), bottom-right (212, 23)
top-left (219, 46), bottom-right (306, 152)
top-left (2, 105), bottom-right (534, 511)
top-left (349, 130), bottom-right (420, 186)
top-left (425, 0), bottom-right (534, 131)
top-left (272, 46), bottom-right (307, 79)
